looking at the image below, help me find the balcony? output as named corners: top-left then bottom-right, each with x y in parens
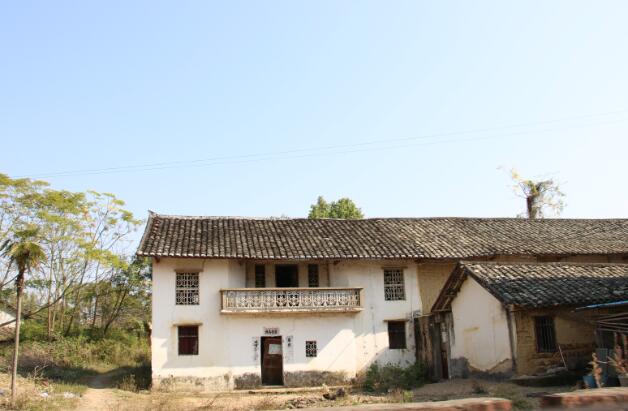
top-left (220, 287), bottom-right (363, 314)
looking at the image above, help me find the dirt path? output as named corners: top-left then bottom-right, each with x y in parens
top-left (75, 369), bottom-right (127, 411)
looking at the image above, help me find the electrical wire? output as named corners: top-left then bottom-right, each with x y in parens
top-left (14, 109), bottom-right (628, 179)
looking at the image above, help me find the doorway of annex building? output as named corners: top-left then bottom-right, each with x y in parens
top-left (261, 336), bottom-right (284, 385)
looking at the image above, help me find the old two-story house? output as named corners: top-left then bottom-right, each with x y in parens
top-left (137, 213), bottom-right (628, 390)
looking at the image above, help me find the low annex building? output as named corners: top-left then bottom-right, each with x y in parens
top-left (431, 262), bottom-right (628, 377)
top-left (137, 213), bottom-right (628, 390)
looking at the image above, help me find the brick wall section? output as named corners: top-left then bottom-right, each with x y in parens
top-left (417, 262), bottom-right (457, 314)
top-left (513, 307), bottom-right (596, 375)
top-left (540, 387), bottom-right (628, 408)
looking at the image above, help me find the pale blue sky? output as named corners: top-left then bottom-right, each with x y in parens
top-left (2, 1), bottom-right (627, 228)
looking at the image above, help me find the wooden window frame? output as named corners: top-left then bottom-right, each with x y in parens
top-left (308, 264), bottom-right (320, 287)
top-left (534, 316), bottom-right (557, 353)
top-left (178, 325), bottom-right (199, 355)
top-left (255, 264), bottom-right (266, 288)
top-left (387, 321), bottom-right (407, 349)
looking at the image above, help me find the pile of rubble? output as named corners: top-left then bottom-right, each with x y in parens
top-left (285, 387), bottom-right (347, 409)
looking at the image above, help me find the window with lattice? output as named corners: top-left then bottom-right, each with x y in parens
top-left (255, 265), bottom-right (266, 288)
top-left (305, 340), bottom-right (317, 357)
top-left (534, 316), bottom-right (557, 353)
top-left (384, 269), bottom-right (405, 301)
top-left (176, 272), bottom-right (199, 305)
top-left (308, 264), bottom-right (319, 287)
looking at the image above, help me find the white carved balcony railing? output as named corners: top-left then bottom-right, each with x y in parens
top-left (220, 287), bottom-right (363, 314)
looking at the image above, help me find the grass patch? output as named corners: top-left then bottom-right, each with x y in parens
top-left (360, 362), bottom-right (427, 392)
top-left (0, 373), bottom-right (83, 411)
top-left (0, 325), bottom-right (150, 387)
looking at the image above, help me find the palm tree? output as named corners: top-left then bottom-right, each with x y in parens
top-left (1, 227), bottom-right (46, 401)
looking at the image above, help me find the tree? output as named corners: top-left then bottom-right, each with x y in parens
top-left (1, 226), bottom-right (46, 401)
top-left (84, 256), bottom-right (151, 337)
top-left (308, 196), bottom-right (331, 219)
top-left (509, 169), bottom-right (565, 218)
top-left (308, 196), bottom-right (364, 219)
top-left (0, 174), bottom-right (141, 339)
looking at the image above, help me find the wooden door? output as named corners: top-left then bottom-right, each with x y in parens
top-left (261, 336), bottom-right (283, 385)
top-left (430, 321), bottom-right (443, 380)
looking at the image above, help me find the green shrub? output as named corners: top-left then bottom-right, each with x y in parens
top-left (362, 362), bottom-right (426, 392)
top-left (113, 365), bottom-right (151, 391)
top-left (20, 320), bottom-right (48, 341)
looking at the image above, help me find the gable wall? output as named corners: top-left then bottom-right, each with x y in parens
top-left (449, 277), bottom-right (512, 375)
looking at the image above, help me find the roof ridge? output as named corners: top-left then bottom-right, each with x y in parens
top-left (148, 213), bottom-right (628, 222)
top-left (460, 261), bottom-right (628, 267)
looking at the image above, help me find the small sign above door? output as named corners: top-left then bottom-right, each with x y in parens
top-left (264, 327), bottom-right (279, 335)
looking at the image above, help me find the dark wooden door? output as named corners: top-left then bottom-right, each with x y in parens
top-left (430, 322), bottom-right (444, 380)
top-left (275, 265), bottom-right (298, 287)
top-left (261, 336), bottom-right (283, 385)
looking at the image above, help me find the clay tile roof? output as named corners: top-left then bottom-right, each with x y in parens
top-left (433, 262), bottom-right (628, 311)
top-left (137, 213), bottom-right (628, 260)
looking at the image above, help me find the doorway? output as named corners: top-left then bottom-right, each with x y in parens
top-left (275, 265), bottom-right (299, 287)
top-left (261, 336), bottom-right (284, 385)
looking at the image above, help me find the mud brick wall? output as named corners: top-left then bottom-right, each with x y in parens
top-left (514, 307), bottom-right (595, 375)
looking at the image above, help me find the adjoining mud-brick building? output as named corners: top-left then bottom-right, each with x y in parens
top-left (431, 262), bottom-right (628, 377)
top-left (137, 214), bottom-right (628, 390)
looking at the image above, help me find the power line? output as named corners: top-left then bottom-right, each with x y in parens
top-left (14, 109), bottom-right (628, 179)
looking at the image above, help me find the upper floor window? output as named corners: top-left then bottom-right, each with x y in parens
top-left (255, 265), bottom-right (266, 288)
top-left (534, 316), bottom-right (557, 353)
top-left (384, 268), bottom-right (405, 301)
top-left (176, 272), bottom-right (199, 305)
top-left (308, 264), bottom-right (319, 287)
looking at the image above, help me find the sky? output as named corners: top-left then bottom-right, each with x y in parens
top-left (2, 1), bottom-right (627, 233)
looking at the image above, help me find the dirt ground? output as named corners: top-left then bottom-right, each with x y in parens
top-left (0, 372), bottom-right (576, 411)
top-left (72, 378), bottom-right (574, 411)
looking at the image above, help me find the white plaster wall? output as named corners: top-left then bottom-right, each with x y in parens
top-left (152, 258), bottom-right (245, 382)
top-left (224, 316), bottom-right (357, 376)
top-left (151, 258), bottom-right (421, 387)
top-left (330, 261), bottom-right (420, 370)
top-left (450, 278), bottom-right (512, 372)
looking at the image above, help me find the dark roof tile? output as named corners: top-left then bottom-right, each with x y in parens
top-left (137, 214), bottom-right (628, 260)
top-left (433, 262), bottom-right (628, 310)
